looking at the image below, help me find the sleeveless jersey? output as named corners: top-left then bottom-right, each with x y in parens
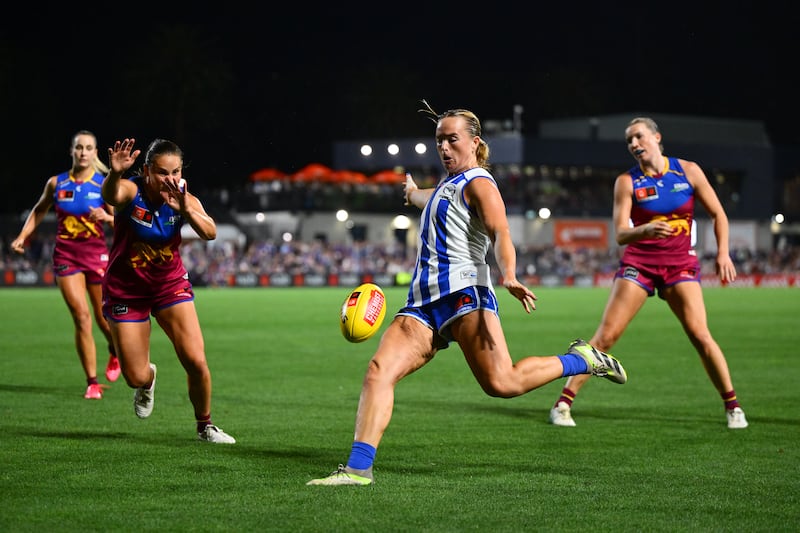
top-left (406, 168), bottom-right (495, 307)
top-left (52, 171), bottom-right (110, 262)
top-left (104, 176), bottom-right (188, 298)
top-left (622, 157), bottom-right (696, 266)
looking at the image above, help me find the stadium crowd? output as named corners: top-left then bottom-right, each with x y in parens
top-left (3, 230), bottom-right (798, 287)
top-left (3, 164), bottom-right (797, 286)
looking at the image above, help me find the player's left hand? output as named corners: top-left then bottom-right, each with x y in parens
top-left (162, 178), bottom-right (187, 211)
top-left (717, 254), bottom-right (737, 284)
top-left (503, 278), bottom-right (537, 313)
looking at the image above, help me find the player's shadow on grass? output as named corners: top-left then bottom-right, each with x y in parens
top-left (14, 428), bottom-right (130, 440)
top-left (0, 383), bottom-right (60, 394)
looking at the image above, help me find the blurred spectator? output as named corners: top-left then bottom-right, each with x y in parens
top-left (3, 234), bottom-right (798, 284)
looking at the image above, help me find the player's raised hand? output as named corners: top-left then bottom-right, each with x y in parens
top-left (108, 138), bottom-right (141, 174)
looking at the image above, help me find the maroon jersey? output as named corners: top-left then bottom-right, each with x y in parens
top-left (51, 171), bottom-right (110, 281)
top-left (622, 157), bottom-right (696, 267)
top-left (103, 176), bottom-right (190, 301)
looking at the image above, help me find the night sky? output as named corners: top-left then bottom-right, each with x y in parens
top-left (0, 6), bottom-right (793, 213)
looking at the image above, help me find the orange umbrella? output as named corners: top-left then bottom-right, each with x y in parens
top-left (371, 169), bottom-right (406, 184)
top-left (322, 169), bottom-right (346, 183)
top-left (348, 171), bottom-right (369, 184)
top-left (330, 169), bottom-right (369, 184)
top-left (249, 167), bottom-right (288, 181)
top-left (292, 163), bottom-right (333, 183)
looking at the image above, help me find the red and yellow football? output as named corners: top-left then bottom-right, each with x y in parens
top-left (340, 283), bottom-right (387, 343)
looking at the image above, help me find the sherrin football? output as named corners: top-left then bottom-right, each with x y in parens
top-left (340, 283), bottom-right (387, 343)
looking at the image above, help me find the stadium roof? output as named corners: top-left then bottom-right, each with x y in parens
top-left (539, 113), bottom-right (770, 147)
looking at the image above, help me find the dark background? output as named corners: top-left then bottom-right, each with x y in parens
top-left (0, 6), bottom-right (794, 214)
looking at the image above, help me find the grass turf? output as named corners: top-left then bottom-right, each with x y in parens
top-left (0, 286), bottom-right (798, 532)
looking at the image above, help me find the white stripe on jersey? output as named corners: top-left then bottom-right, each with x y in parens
top-left (406, 168), bottom-right (496, 306)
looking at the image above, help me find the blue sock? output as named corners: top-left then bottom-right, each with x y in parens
top-left (557, 353), bottom-right (590, 377)
top-left (347, 441), bottom-right (376, 470)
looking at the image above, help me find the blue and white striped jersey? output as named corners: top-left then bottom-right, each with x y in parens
top-left (406, 167), bottom-right (497, 307)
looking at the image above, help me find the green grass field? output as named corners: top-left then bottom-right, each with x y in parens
top-left (1, 286), bottom-right (798, 532)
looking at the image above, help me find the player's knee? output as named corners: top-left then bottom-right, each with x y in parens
top-left (478, 376), bottom-right (519, 398)
top-left (593, 332), bottom-right (620, 352)
top-left (363, 358), bottom-right (396, 388)
top-left (73, 311), bottom-right (93, 331)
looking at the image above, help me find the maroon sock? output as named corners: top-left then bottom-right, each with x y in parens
top-left (555, 387), bottom-right (576, 408)
top-left (722, 390), bottom-right (741, 410)
top-left (196, 414), bottom-right (212, 433)
top-left (87, 377), bottom-right (98, 386)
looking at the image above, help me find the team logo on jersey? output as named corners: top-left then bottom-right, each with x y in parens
top-left (87, 191), bottom-right (102, 200)
top-left (622, 266), bottom-right (639, 280)
top-left (634, 186), bottom-right (658, 202)
top-left (111, 304), bottom-right (129, 316)
top-left (652, 214), bottom-right (691, 236)
top-left (454, 293), bottom-right (475, 312)
top-left (57, 190), bottom-right (75, 201)
top-left (670, 182), bottom-right (690, 193)
top-left (441, 184), bottom-right (457, 201)
top-left (129, 242), bottom-right (174, 268)
top-left (131, 206), bottom-right (153, 228)
top-left (173, 286), bottom-right (194, 298)
top-left (62, 214), bottom-right (96, 238)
